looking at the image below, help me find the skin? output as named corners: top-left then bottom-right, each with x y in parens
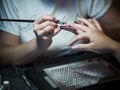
top-left (0, 15), bottom-right (61, 66)
top-left (62, 18), bottom-right (120, 63)
top-left (98, 5), bottom-right (120, 42)
top-left (0, 3), bottom-right (120, 66)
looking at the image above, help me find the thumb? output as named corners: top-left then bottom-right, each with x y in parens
top-left (68, 34), bottom-right (88, 46)
top-left (71, 43), bottom-right (91, 51)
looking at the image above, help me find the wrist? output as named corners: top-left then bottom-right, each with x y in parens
top-left (28, 39), bottom-right (44, 53)
top-left (110, 41), bottom-right (120, 62)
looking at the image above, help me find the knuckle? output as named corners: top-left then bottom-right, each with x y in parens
top-left (46, 21), bottom-right (53, 25)
top-left (40, 16), bottom-right (45, 20)
top-left (47, 26), bottom-right (54, 30)
top-left (33, 26), bottom-right (39, 32)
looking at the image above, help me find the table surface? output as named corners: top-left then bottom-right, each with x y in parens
top-left (0, 51), bottom-right (120, 90)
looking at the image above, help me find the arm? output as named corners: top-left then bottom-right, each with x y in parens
top-left (98, 4), bottom-right (120, 41)
top-left (0, 15), bottom-right (60, 66)
top-left (0, 30), bottom-right (40, 66)
top-left (65, 18), bottom-right (120, 63)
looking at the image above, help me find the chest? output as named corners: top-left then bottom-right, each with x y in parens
top-left (18, 0), bottom-right (87, 43)
top-left (19, 0), bottom-right (83, 22)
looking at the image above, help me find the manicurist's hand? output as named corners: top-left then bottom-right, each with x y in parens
top-left (33, 15), bottom-right (61, 50)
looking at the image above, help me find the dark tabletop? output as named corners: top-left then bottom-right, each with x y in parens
top-left (0, 51), bottom-right (120, 90)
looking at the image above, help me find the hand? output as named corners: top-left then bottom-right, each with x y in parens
top-left (60, 18), bottom-right (102, 35)
top-left (33, 15), bottom-right (61, 50)
top-left (60, 22), bottom-right (84, 35)
top-left (68, 18), bottom-right (115, 54)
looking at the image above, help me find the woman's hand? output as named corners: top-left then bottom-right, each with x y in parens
top-left (60, 18), bottom-right (102, 35)
top-left (67, 18), bottom-right (116, 54)
top-left (33, 15), bottom-right (61, 50)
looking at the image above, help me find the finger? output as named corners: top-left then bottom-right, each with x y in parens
top-left (34, 21), bottom-right (58, 31)
top-left (60, 23), bottom-right (79, 34)
top-left (62, 23), bottom-right (86, 35)
top-left (65, 23), bottom-right (80, 31)
top-left (93, 18), bottom-right (102, 31)
top-left (34, 15), bottom-right (57, 24)
top-left (74, 20), bottom-right (84, 25)
top-left (53, 27), bottom-right (61, 35)
top-left (68, 34), bottom-right (87, 46)
top-left (88, 18), bottom-right (102, 31)
top-left (77, 24), bottom-right (91, 32)
top-left (41, 26), bottom-right (55, 39)
top-left (88, 19), bottom-right (94, 25)
top-left (88, 19), bottom-right (99, 30)
top-left (59, 24), bottom-right (70, 29)
top-left (43, 26), bottom-right (55, 35)
top-left (77, 18), bottom-right (95, 29)
top-left (67, 23), bottom-right (86, 33)
top-left (35, 26), bottom-right (55, 37)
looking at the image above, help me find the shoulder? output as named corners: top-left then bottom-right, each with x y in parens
top-left (86, 0), bottom-right (113, 18)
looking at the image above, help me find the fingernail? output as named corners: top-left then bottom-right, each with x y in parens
top-left (57, 21), bottom-right (66, 24)
top-left (55, 20), bottom-right (59, 23)
top-left (54, 18), bottom-right (59, 21)
top-left (69, 26), bottom-right (75, 30)
top-left (72, 45), bottom-right (78, 49)
top-left (74, 21), bottom-right (78, 23)
top-left (59, 26), bottom-right (64, 29)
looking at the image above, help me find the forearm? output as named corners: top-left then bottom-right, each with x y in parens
top-left (0, 39), bottom-right (43, 66)
top-left (100, 22), bottom-right (120, 62)
top-left (102, 25), bottom-right (120, 42)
